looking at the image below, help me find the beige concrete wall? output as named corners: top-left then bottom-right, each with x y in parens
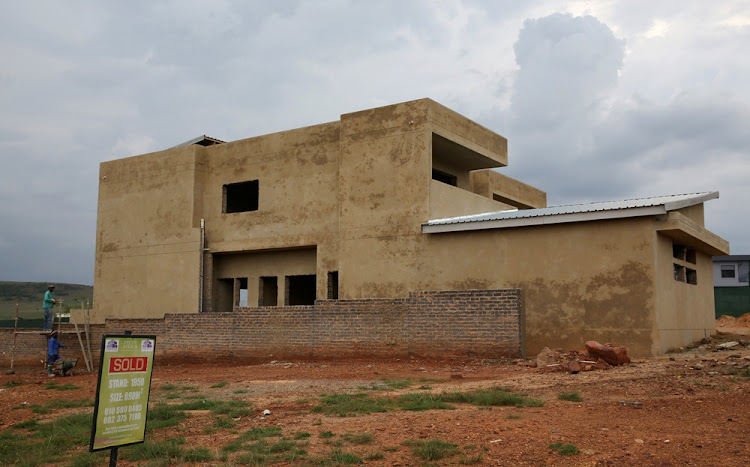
top-left (213, 248), bottom-right (317, 307)
top-left (429, 180), bottom-right (511, 219)
top-left (198, 122), bottom-right (341, 301)
top-left (653, 232), bottom-right (716, 354)
top-left (470, 170), bottom-right (547, 209)
top-left (93, 146), bottom-right (203, 323)
top-left (416, 218), bottom-right (658, 357)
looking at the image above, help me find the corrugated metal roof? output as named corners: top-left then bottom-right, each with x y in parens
top-left (423, 192), bottom-right (719, 232)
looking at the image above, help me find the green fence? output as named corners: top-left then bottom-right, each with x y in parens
top-left (714, 287), bottom-right (750, 318)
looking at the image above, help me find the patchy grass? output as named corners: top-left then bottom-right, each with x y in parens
top-left (175, 398), bottom-right (252, 417)
top-left (312, 393), bottom-right (393, 416)
top-left (210, 381), bottom-right (228, 388)
top-left (3, 381), bottom-right (25, 388)
top-left (319, 431), bottom-right (336, 439)
top-left (558, 391), bottom-right (583, 402)
top-left (406, 439), bottom-right (460, 461)
top-left (1, 412), bottom-right (92, 465)
top-left (341, 432), bottom-right (373, 445)
top-left (506, 413), bottom-right (521, 420)
top-left (294, 431), bottom-right (311, 440)
top-left (184, 446), bottom-right (214, 462)
top-left (361, 378), bottom-right (414, 391)
top-left (549, 442), bottom-right (579, 455)
top-left (398, 393), bottom-right (455, 411)
top-left (121, 438), bottom-right (184, 462)
top-left (44, 381), bottom-right (80, 391)
top-left (146, 403), bottom-right (186, 431)
top-left (30, 398), bottom-right (93, 414)
top-left (439, 387), bottom-right (544, 407)
top-left (365, 452), bottom-right (385, 460)
top-left (313, 449), bottom-right (363, 465)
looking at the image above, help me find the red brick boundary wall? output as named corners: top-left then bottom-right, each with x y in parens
top-left (106, 289), bottom-right (523, 361)
top-left (1, 289), bottom-right (523, 366)
top-left (0, 325), bottom-right (106, 368)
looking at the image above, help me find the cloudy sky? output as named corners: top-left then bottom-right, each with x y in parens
top-left (1, 0), bottom-right (749, 285)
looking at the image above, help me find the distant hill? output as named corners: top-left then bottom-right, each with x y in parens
top-left (0, 281), bottom-right (93, 323)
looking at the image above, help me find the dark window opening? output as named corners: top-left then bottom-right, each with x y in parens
top-left (674, 264), bottom-right (685, 282)
top-left (223, 180), bottom-right (259, 213)
top-left (237, 277), bottom-right (248, 307)
top-left (259, 276), bottom-right (278, 306)
top-left (285, 275), bottom-right (316, 305)
top-left (721, 265), bottom-right (736, 278)
top-left (327, 271), bottom-right (339, 300)
top-left (215, 278), bottom-right (234, 314)
top-left (686, 268), bottom-right (697, 285)
top-left (685, 249), bottom-right (696, 264)
top-left (432, 169), bottom-right (457, 187)
top-left (492, 193), bottom-right (533, 210)
top-left (672, 245), bottom-right (686, 261)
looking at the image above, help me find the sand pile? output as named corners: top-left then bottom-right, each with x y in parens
top-left (716, 313), bottom-right (750, 335)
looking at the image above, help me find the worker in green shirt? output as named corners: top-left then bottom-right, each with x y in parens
top-left (43, 285), bottom-right (56, 331)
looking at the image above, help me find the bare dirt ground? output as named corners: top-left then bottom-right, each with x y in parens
top-left (2, 320), bottom-right (750, 466)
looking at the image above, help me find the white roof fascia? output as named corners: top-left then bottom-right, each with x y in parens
top-left (663, 191), bottom-right (719, 211)
top-left (422, 205), bottom-right (667, 234)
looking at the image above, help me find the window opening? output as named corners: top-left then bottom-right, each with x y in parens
top-left (223, 180), bottom-right (259, 213)
top-left (285, 275), bottom-right (316, 305)
top-left (237, 278), bottom-right (248, 307)
top-left (672, 245), bottom-right (686, 261)
top-left (327, 271), bottom-right (339, 300)
top-left (215, 278), bottom-right (234, 314)
top-left (721, 265), bottom-right (736, 278)
top-left (673, 264), bottom-right (685, 282)
top-left (686, 269), bottom-right (697, 285)
top-left (432, 169), bottom-right (457, 187)
top-left (259, 276), bottom-right (278, 306)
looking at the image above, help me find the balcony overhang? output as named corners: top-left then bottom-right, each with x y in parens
top-left (656, 212), bottom-right (729, 256)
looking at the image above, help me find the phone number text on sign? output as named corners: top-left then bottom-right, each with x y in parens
top-left (109, 356), bottom-right (148, 373)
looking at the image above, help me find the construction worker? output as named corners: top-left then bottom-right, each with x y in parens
top-left (43, 284), bottom-right (56, 331)
top-left (47, 330), bottom-right (66, 377)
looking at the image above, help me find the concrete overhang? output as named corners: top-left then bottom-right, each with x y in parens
top-left (656, 212), bottom-right (730, 256)
top-left (432, 132), bottom-right (504, 171)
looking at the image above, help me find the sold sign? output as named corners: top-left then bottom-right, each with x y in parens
top-left (109, 357), bottom-right (148, 373)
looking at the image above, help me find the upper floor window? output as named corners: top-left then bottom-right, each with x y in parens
top-left (432, 169), bottom-right (457, 187)
top-left (721, 265), bottom-right (736, 278)
top-left (223, 180), bottom-right (258, 213)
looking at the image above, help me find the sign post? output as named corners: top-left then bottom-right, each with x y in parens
top-left (89, 334), bottom-right (156, 464)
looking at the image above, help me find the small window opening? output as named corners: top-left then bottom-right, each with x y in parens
top-left (259, 276), bottom-right (278, 306)
top-left (721, 265), bottom-right (736, 278)
top-left (223, 180), bottom-right (259, 213)
top-left (327, 271), bottom-right (339, 300)
top-left (686, 268), bottom-right (697, 285)
top-left (672, 245), bottom-right (686, 261)
top-left (285, 275), bottom-right (316, 306)
top-left (673, 264), bottom-right (685, 282)
top-left (432, 169), bottom-right (457, 187)
top-left (237, 278), bottom-right (248, 307)
top-left (685, 249), bottom-right (696, 264)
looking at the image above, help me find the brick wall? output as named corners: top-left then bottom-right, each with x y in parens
top-left (0, 324), bottom-right (106, 368)
top-left (2, 289), bottom-right (522, 365)
top-left (117, 289), bottom-right (521, 361)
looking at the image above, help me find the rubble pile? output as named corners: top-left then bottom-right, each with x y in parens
top-left (531, 341), bottom-right (631, 373)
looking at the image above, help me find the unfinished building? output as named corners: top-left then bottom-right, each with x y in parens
top-left (93, 98), bottom-right (729, 357)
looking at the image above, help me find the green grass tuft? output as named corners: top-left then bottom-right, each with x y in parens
top-left (44, 381), bottom-right (80, 391)
top-left (146, 403), bottom-right (186, 431)
top-left (549, 442), bottom-right (579, 455)
top-left (210, 381), bottom-right (228, 388)
top-left (398, 393), bottom-right (455, 411)
top-left (406, 439), bottom-right (460, 461)
top-left (341, 432), bottom-right (373, 445)
top-left (558, 391), bottom-right (583, 402)
top-left (122, 438), bottom-right (184, 461)
top-left (439, 387), bottom-right (543, 407)
top-left (183, 446), bottom-right (214, 462)
top-left (312, 393), bottom-right (393, 416)
top-left (3, 381), bottom-right (25, 388)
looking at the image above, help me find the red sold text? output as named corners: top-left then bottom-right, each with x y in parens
top-left (109, 357), bottom-right (148, 373)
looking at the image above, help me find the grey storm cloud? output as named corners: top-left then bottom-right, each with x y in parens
top-left (1, 2), bottom-right (749, 285)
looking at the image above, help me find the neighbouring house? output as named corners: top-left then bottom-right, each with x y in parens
top-left (93, 98), bottom-right (729, 358)
top-left (713, 255), bottom-right (750, 318)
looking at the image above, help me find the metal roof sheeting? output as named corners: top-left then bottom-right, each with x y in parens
top-left (423, 192), bottom-right (719, 233)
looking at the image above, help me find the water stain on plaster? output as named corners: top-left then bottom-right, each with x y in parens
top-left (512, 261), bottom-right (654, 352)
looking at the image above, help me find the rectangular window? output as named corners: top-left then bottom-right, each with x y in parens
top-left (327, 271), bottom-right (339, 300)
top-left (223, 180), bottom-right (259, 213)
top-left (237, 278), bottom-right (248, 307)
top-left (432, 169), bottom-right (457, 187)
top-left (686, 268), bottom-right (697, 285)
top-left (259, 276), bottom-right (278, 306)
top-left (674, 264), bottom-right (685, 282)
top-left (721, 265), bottom-right (736, 278)
top-left (285, 275), bottom-right (316, 306)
